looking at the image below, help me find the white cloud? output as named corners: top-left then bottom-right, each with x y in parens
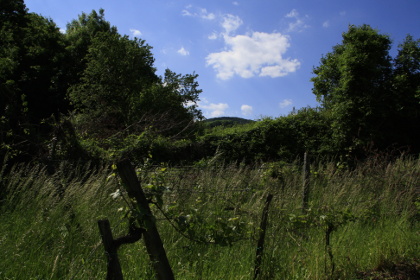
top-left (241, 105), bottom-right (253, 116)
top-left (286, 9), bottom-right (299, 18)
top-left (201, 8), bottom-right (216, 20)
top-left (199, 99), bottom-right (229, 117)
top-left (279, 99), bottom-right (293, 108)
top-left (130, 29), bottom-right (142, 37)
top-left (233, 1), bottom-right (239, 6)
top-left (177, 47), bottom-right (190, 56)
top-left (206, 31), bottom-right (300, 80)
top-left (182, 6), bottom-right (215, 20)
top-left (322, 21), bottom-right (330, 28)
top-left (285, 9), bottom-right (309, 32)
top-left (208, 32), bottom-right (218, 40)
top-left (221, 14), bottom-right (243, 34)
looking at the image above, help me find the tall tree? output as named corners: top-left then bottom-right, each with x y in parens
top-left (64, 9), bottom-right (118, 86)
top-left (67, 10), bottom-right (202, 143)
top-left (390, 35), bottom-right (420, 151)
top-left (68, 31), bottom-right (159, 138)
top-left (312, 24), bottom-right (394, 156)
top-left (0, 0), bottom-right (28, 156)
top-left (1, 1), bottom-right (66, 159)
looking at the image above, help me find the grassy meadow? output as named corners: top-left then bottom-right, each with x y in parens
top-left (0, 156), bottom-right (418, 279)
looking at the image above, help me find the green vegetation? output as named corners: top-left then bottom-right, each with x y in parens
top-left (1, 1), bottom-right (419, 279)
top-left (1, 2), bottom-right (419, 164)
top-left (0, 157), bottom-right (418, 279)
top-left (202, 117), bottom-right (255, 128)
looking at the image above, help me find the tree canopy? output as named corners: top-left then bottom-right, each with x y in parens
top-left (1, 6), bottom-right (202, 161)
top-left (312, 24), bottom-right (419, 156)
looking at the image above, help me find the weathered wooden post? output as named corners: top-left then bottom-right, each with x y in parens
top-left (116, 159), bottom-right (174, 280)
top-left (98, 218), bottom-right (144, 280)
top-left (98, 219), bottom-right (124, 280)
top-left (254, 193), bottom-right (273, 280)
top-left (301, 152), bottom-right (310, 212)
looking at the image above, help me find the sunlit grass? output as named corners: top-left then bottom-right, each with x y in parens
top-left (0, 156), bottom-right (418, 279)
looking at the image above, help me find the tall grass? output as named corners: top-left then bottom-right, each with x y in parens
top-left (0, 156), bottom-right (418, 279)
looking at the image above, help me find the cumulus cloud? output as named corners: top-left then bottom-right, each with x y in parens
top-left (182, 6), bottom-right (215, 20)
top-left (241, 105), bottom-right (253, 116)
top-left (177, 47), bottom-right (190, 56)
top-left (206, 31), bottom-right (300, 80)
top-left (285, 9), bottom-right (309, 32)
top-left (279, 99), bottom-right (293, 108)
top-left (130, 29), bottom-right (142, 37)
top-left (199, 99), bottom-right (229, 117)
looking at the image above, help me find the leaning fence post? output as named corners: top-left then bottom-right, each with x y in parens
top-left (301, 152), bottom-right (310, 212)
top-left (98, 219), bottom-right (124, 280)
top-left (116, 159), bottom-right (174, 280)
top-left (254, 193), bottom-right (273, 280)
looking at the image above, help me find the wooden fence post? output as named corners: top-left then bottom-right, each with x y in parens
top-left (116, 159), bottom-right (174, 280)
top-left (302, 152), bottom-right (310, 212)
top-left (254, 193), bottom-right (273, 280)
top-left (98, 219), bottom-right (124, 280)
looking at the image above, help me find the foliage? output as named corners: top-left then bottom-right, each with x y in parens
top-left (1, 3), bottom-right (67, 161)
top-left (201, 117), bottom-right (254, 129)
top-left (195, 107), bottom-right (332, 163)
top-left (1, 6), bottom-right (203, 163)
top-left (390, 35), bottom-right (420, 152)
top-left (68, 30), bottom-right (158, 138)
top-left (312, 24), bottom-right (420, 157)
top-left (66, 10), bottom-right (202, 148)
top-left (0, 156), bottom-right (418, 279)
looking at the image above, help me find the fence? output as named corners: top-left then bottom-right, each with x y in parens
top-left (97, 153), bottom-right (312, 280)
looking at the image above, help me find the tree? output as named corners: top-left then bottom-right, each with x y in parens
top-left (68, 31), bottom-right (159, 138)
top-left (312, 24), bottom-right (394, 156)
top-left (390, 35), bottom-right (420, 151)
top-left (67, 10), bottom-right (202, 145)
top-left (64, 9), bottom-right (118, 86)
top-left (1, 2), bottom-right (67, 160)
top-left (1, 0), bottom-right (29, 157)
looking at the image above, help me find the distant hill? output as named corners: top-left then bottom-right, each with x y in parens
top-left (201, 117), bottom-right (255, 128)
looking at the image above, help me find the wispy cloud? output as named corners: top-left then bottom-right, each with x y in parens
top-left (279, 99), bottom-right (293, 108)
top-left (199, 99), bottom-right (229, 117)
top-left (130, 29), bottom-right (142, 37)
top-left (208, 32), bottom-right (218, 40)
top-left (221, 14), bottom-right (243, 34)
top-left (241, 105), bottom-right (253, 116)
top-left (322, 21), bottom-right (330, 28)
top-left (177, 47), bottom-right (190, 56)
top-left (182, 6), bottom-right (215, 20)
top-left (285, 9), bottom-right (309, 32)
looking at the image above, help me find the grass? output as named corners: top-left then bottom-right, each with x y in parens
top-left (0, 156), bottom-right (418, 279)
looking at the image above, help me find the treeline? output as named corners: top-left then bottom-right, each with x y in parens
top-left (1, 1), bottom-right (419, 166)
top-left (1, 1), bottom-right (201, 164)
top-left (195, 25), bottom-right (419, 164)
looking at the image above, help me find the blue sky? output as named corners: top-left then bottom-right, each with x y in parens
top-left (25, 0), bottom-right (420, 119)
